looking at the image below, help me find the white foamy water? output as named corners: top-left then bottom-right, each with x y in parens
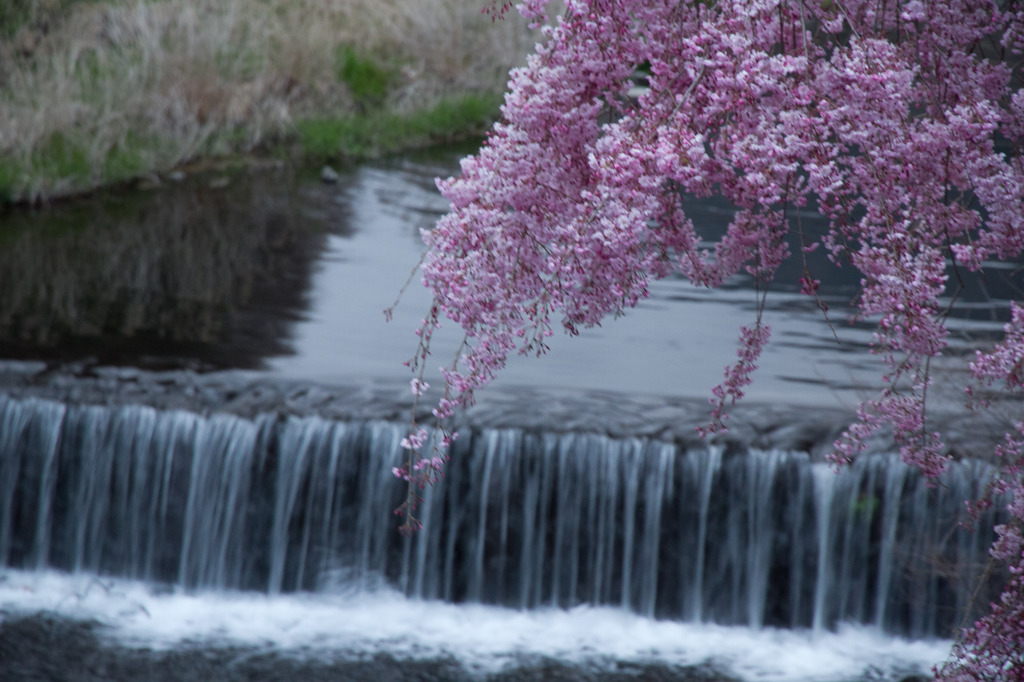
top-left (0, 570), bottom-right (950, 681)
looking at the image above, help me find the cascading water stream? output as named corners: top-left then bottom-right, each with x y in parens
top-left (812, 464), bottom-right (835, 632)
top-left (0, 394), bottom-right (1003, 640)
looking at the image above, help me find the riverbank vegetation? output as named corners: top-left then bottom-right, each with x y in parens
top-left (0, 0), bottom-right (534, 204)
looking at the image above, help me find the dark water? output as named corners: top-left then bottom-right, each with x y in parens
top-left (0, 163), bottom-right (336, 370)
top-left (0, 614), bottom-right (736, 682)
top-left (0, 151), bottom-right (1018, 681)
top-left (1, 150), bottom-right (1017, 405)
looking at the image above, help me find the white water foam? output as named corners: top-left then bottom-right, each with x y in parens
top-left (0, 569), bottom-right (950, 681)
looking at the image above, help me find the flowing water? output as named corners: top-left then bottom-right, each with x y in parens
top-left (0, 149), bottom-right (1019, 681)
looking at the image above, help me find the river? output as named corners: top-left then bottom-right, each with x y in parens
top-left (0, 147), bottom-right (1018, 681)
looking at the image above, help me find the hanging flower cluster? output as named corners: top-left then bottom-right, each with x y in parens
top-left (398, 1), bottom-right (1024, 675)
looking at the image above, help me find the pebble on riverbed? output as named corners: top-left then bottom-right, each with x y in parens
top-left (320, 165), bottom-right (340, 184)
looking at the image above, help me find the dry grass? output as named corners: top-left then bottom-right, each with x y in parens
top-left (0, 0), bottom-right (537, 203)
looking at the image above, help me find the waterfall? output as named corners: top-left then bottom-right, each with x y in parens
top-left (0, 394), bottom-right (1003, 639)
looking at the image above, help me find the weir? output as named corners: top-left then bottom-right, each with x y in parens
top-left (0, 394), bottom-right (1001, 640)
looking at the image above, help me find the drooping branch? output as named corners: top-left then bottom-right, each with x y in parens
top-left (397, 2), bottom-right (1024, 676)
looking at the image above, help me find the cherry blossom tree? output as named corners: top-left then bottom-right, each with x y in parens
top-left (395, 0), bottom-right (1024, 677)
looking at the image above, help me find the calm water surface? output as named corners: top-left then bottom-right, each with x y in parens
top-left (1, 147), bottom-right (1014, 411)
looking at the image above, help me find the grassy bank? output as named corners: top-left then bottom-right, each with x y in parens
top-left (0, 0), bottom-right (534, 204)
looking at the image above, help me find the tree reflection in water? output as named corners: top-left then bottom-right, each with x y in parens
top-left (0, 167), bottom-right (348, 369)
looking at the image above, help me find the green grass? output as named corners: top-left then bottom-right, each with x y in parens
top-left (335, 46), bottom-right (393, 109)
top-left (0, 164), bottom-right (18, 204)
top-left (13, 130), bottom-right (164, 202)
top-left (296, 92), bottom-right (502, 159)
top-left (0, 92), bottom-right (502, 206)
top-left (102, 132), bottom-right (154, 185)
top-left (34, 132), bottom-right (91, 183)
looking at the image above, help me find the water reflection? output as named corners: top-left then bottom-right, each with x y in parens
top-left (682, 192), bottom-right (1022, 328)
top-left (0, 167), bottom-right (345, 369)
top-left (0, 149), bottom-right (1018, 408)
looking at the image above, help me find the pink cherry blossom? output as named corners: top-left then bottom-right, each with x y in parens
top-left (398, 2), bottom-right (1024, 675)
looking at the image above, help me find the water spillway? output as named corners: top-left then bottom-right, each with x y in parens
top-left (2, 145), bottom-right (1016, 681)
top-left (0, 394), bottom-right (1000, 642)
